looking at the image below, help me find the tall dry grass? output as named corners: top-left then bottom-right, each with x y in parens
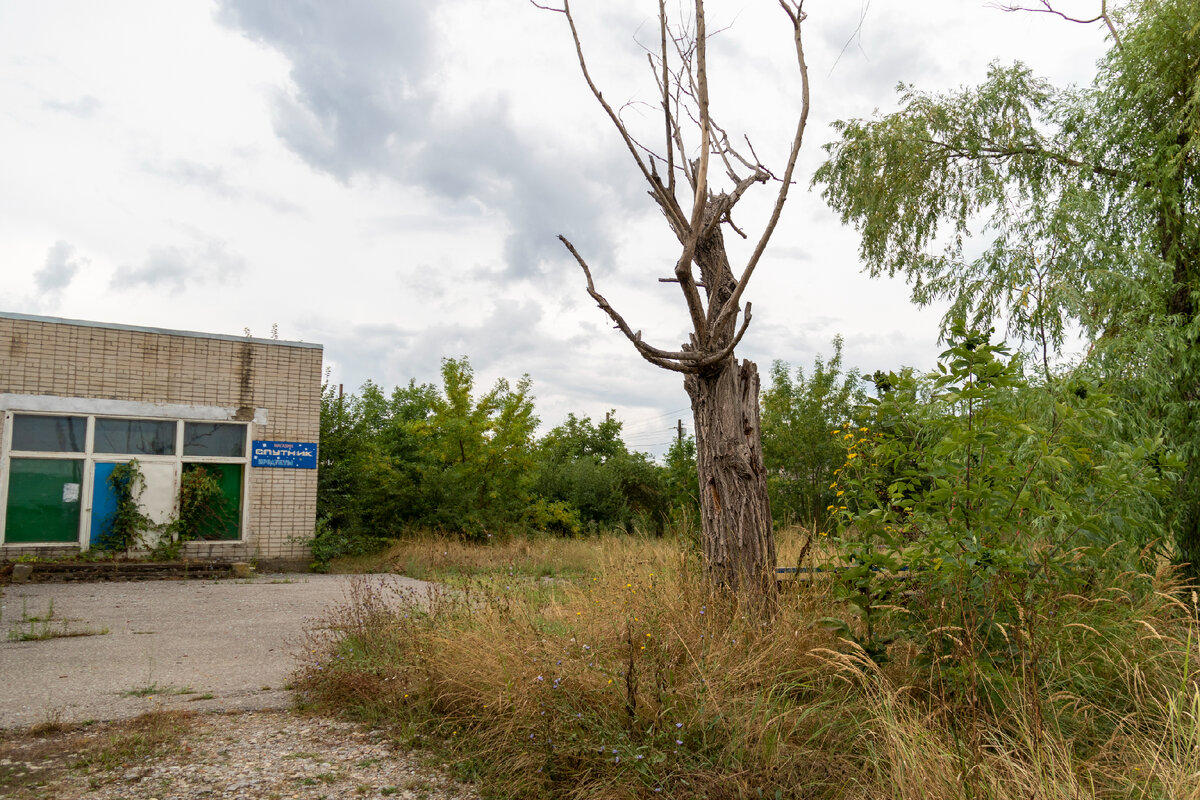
top-left (295, 533), bottom-right (1200, 799)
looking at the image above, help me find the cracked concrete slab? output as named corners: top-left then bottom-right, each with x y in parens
top-left (0, 573), bottom-right (429, 729)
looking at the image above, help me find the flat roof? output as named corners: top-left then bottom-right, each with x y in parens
top-left (0, 311), bottom-right (322, 350)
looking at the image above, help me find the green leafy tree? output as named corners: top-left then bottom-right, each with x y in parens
top-left (533, 412), bottom-right (667, 534)
top-left (315, 377), bottom-right (439, 564)
top-left (358, 380), bottom-right (440, 537)
top-left (760, 335), bottom-right (864, 530)
top-left (814, 0), bottom-right (1200, 576)
top-left (662, 433), bottom-right (700, 524)
top-left (419, 357), bottom-right (539, 538)
top-left (537, 412), bottom-right (625, 463)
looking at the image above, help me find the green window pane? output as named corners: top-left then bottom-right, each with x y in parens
top-left (181, 463), bottom-right (243, 541)
top-left (4, 458), bottom-right (83, 543)
top-left (11, 415), bottom-right (86, 453)
top-left (94, 418), bottom-right (177, 455)
top-left (183, 423), bottom-right (246, 457)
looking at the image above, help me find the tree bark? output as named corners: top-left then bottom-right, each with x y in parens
top-left (686, 356), bottom-right (777, 597)
top-left (684, 220), bottom-right (777, 599)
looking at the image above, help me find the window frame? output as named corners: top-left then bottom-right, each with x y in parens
top-left (0, 411), bottom-right (252, 549)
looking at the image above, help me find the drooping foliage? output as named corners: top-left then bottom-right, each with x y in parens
top-left (814, 0), bottom-right (1200, 575)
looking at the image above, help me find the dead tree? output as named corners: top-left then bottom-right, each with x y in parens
top-left (540, 0), bottom-right (810, 602)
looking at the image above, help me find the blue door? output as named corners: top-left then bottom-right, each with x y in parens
top-left (90, 462), bottom-right (119, 547)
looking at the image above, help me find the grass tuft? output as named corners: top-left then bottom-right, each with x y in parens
top-left (73, 709), bottom-right (195, 771)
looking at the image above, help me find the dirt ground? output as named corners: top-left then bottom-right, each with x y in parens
top-left (0, 573), bottom-right (431, 729)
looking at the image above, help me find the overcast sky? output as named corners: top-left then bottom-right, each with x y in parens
top-left (0, 1), bottom-right (1112, 454)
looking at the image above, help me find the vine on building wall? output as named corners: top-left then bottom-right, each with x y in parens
top-left (155, 467), bottom-right (226, 559)
top-left (95, 461), bottom-right (229, 560)
top-left (98, 460), bottom-right (154, 555)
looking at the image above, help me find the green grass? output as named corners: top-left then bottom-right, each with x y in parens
top-left (5, 597), bottom-right (110, 641)
top-left (7, 619), bottom-right (109, 641)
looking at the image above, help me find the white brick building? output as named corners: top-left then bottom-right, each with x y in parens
top-left (0, 312), bottom-right (322, 567)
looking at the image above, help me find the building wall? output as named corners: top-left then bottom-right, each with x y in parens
top-left (0, 313), bottom-right (322, 564)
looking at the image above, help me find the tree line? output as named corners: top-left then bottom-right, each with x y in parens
top-left (313, 357), bottom-right (698, 566)
top-left (312, 344), bottom-right (864, 567)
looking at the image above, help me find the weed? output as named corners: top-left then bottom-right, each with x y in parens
top-left (73, 710), bottom-right (194, 771)
top-left (7, 607), bottom-right (109, 642)
top-left (296, 530), bottom-right (1200, 799)
top-left (120, 684), bottom-right (192, 698)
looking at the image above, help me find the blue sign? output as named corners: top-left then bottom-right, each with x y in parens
top-left (252, 440), bottom-right (318, 469)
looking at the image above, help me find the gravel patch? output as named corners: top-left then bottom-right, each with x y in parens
top-left (0, 708), bottom-right (481, 800)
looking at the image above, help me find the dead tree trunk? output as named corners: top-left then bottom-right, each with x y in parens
top-left (688, 357), bottom-right (776, 594)
top-left (541, 0), bottom-right (810, 604)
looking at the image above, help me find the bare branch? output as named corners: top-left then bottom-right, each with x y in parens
top-left (687, 0), bottom-right (712, 236)
top-left (691, 302), bottom-right (753, 367)
top-left (990, 0), bottom-right (1122, 48)
top-left (660, 277), bottom-right (708, 288)
top-left (926, 138), bottom-right (1133, 182)
top-left (560, 236), bottom-right (705, 373)
top-left (539, 0), bottom-right (690, 234)
top-left (674, 238), bottom-right (712, 340)
top-left (659, 0), bottom-right (675, 198)
top-left (712, 0), bottom-right (810, 335)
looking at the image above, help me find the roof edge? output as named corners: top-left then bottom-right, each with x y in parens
top-left (0, 311), bottom-right (323, 350)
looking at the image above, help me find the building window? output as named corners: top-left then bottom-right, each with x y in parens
top-left (94, 418), bottom-right (177, 456)
top-left (182, 463), bottom-right (244, 540)
top-left (4, 458), bottom-right (83, 543)
top-left (2, 412), bottom-right (250, 547)
top-left (11, 414), bottom-right (86, 453)
top-left (183, 422), bottom-right (246, 458)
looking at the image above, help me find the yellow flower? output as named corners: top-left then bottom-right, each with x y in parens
top-left (831, 429), bottom-right (840, 434)
top-left (847, 453), bottom-right (858, 459)
top-left (829, 483), bottom-right (837, 489)
top-left (859, 427), bottom-right (869, 432)
top-left (836, 490), bottom-right (844, 497)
